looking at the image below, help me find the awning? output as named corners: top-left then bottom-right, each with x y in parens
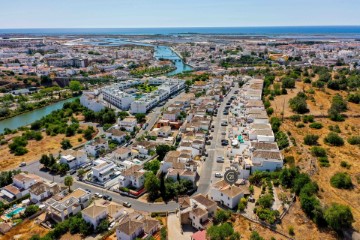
top-left (1, 190), bottom-right (15, 199)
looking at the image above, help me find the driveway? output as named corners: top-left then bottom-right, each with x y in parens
top-left (167, 213), bottom-right (192, 240)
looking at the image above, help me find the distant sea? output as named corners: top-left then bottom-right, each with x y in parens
top-left (1, 26), bottom-right (360, 38)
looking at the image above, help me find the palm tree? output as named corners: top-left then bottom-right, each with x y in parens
top-left (64, 176), bottom-right (73, 192)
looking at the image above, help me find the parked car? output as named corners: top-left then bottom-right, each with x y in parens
top-left (221, 131), bottom-right (226, 135)
top-left (215, 173), bottom-right (223, 178)
top-left (123, 202), bottom-right (132, 208)
top-left (216, 157), bottom-right (225, 163)
top-left (69, 169), bottom-right (76, 175)
top-left (19, 162), bottom-right (26, 167)
top-left (103, 195), bottom-right (112, 201)
top-left (85, 189), bottom-right (92, 193)
top-left (221, 140), bottom-right (229, 146)
top-left (221, 121), bottom-right (228, 126)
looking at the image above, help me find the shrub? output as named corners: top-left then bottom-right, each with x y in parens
top-left (284, 156), bottom-right (295, 166)
top-left (289, 92), bottom-right (309, 114)
top-left (324, 132), bottom-right (344, 146)
top-left (266, 107), bottom-right (274, 115)
top-left (302, 115), bottom-right (314, 123)
top-left (309, 122), bottom-right (323, 129)
top-left (340, 161), bottom-right (351, 169)
top-left (311, 146), bottom-right (327, 157)
top-left (288, 226), bottom-right (295, 236)
top-left (330, 172), bottom-right (353, 189)
top-left (296, 123), bottom-right (305, 128)
top-left (324, 203), bottom-right (354, 232)
top-left (318, 157), bottom-right (330, 167)
top-left (304, 134), bottom-right (319, 146)
top-left (275, 131), bottom-right (289, 150)
top-left (328, 125), bottom-right (341, 133)
top-left (289, 114), bottom-right (301, 122)
top-left (347, 136), bottom-right (360, 145)
top-left (257, 194), bottom-right (274, 209)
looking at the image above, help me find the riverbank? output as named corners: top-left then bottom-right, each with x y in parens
top-left (0, 95), bottom-right (77, 122)
top-left (0, 96), bottom-right (79, 134)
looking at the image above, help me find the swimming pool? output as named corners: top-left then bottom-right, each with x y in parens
top-left (6, 207), bottom-right (25, 218)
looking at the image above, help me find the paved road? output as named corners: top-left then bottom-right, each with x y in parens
top-left (196, 86), bottom-right (239, 195)
top-left (21, 92), bottom-right (188, 213)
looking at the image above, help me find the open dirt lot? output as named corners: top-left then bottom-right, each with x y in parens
top-left (0, 219), bottom-right (49, 240)
top-left (270, 81), bottom-right (360, 232)
top-left (0, 124), bottom-right (96, 171)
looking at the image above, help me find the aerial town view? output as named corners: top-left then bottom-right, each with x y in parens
top-left (0, 1), bottom-right (360, 240)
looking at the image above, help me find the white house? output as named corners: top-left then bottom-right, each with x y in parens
top-left (82, 200), bottom-right (126, 228)
top-left (80, 92), bottom-right (105, 112)
top-left (113, 147), bottom-right (132, 161)
top-left (85, 138), bottom-right (109, 157)
top-left (46, 188), bottom-right (91, 222)
top-left (119, 117), bottom-right (137, 132)
top-left (1, 173), bottom-right (40, 200)
top-left (106, 128), bottom-right (127, 143)
top-left (158, 126), bottom-right (172, 137)
top-left (209, 180), bottom-right (248, 209)
top-left (60, 149), bottom-right (88, 169)
top-left (118, 165), bottom-right (146, 189)
top-left (116, 217), bottom-right (160, 240)
top-left (29, 181), bottom-right (65, 203)
top-left (250, 150), bottom-right (283, 172)
top-left (92, 160), bottom-right (117, 183)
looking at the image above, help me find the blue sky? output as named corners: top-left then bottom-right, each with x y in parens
top-left (1, 0), bottom-right (359, 28)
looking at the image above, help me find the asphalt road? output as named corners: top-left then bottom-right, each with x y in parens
top-left (196, 86), bottom-right (239, 195)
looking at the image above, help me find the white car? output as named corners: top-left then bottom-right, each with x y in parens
top-left (216, 157), bottom-right (225, 163)
top-left (215, 173), bottom-right (223, 178)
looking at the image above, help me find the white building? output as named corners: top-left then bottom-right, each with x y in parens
top-left (85, 138), bottom-right (109, 157)
top-left (209, 180), bottom-right (248, 209)
top-left (59, 149), bottom-right (88, 169)
top-left (80, 92), bottom-right (105, 112)
top-left (119, 117), bottom-right (137, 132)
top-left (102, 87), bottom-right (135, 110)
top-left (92, 160), bottom-right (118, 183)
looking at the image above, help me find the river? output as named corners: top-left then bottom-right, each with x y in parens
top-left (0, 39), bottom-right (192, 133)
top-left (0, 97), bottom-right (78, 134)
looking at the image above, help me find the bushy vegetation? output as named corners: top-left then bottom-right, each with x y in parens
top-left (0, 170), bottom-right (21, 188)
top-left (347, 136), bottom-right (360, 145)
top-left (324, 132), bottom-right (344, 146)
top-left (330, 172), bottom-right (353, 189)
top-left (207, 222), bottom-right (240, 240)
top-left (304, 134), bottom-right (319, 146)
top-left (289, 92), bottom-right (309, 114)
top-left (309, 122), bottom-right (323, 129)
top-left (302, 115), bottom-right (314, 123)
top-left (324, 203), bottom-right (354, 232)
top-left (328, 94), bottom-right (347, 121)
top-left (275, 131), bottom-right (289, 150)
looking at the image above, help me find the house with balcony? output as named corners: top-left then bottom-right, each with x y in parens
top-left (106, 128), bottom-right (127, 143)
top-left (60, 149), bottom-right (88, 169)
top-left (209, 180), bottom-right (249, 209)
top-left (118, 165), bottom-right (146, 189)
top-left (116, 214), bottom-right (160, 240)
top-left (92, 160), bottom-right (118, 183)
top-left (46, 188), bottom-right (91, 222)
top-left (85, 138), bottom-right (109, 157)
top-left (119, 117), bottom-right (137, 132)
top-left (82, 199), bottom-right (127, 229)
top-left (1, 173), bottom-right (41, 200)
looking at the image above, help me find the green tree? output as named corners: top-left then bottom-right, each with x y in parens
top-left (144, 159), bottom-right (160, 174)
top-left (69, 80), bottom-right (82, 92)
top-left (250, 231), bottom-right (264, 240)
top-left (324, 132), bottom-right (344, 146)
top-left (324, 203), bottom-right (354, 232)
top-left (64, 176), bottom-right (73, 191)
top-left (61, 139), bottom-right (72, 150)
top-left (144, 172), bottom-right (160, 201)
top-left (118, 111), bottom-right (129, 120)
top-left (304, 134), bottom-right (319, 146)
top-left (330, 172), bottom-right (353, 189)
top-left (155, 144), bottom-right (173, 161)
top-left (135, 113), bottom-right (146, 123)
top-left (289, 92), bottom-right (309, 114)
top-left (23, 205), bottom-right (40, 218)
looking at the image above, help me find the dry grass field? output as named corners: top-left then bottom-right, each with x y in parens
top-left (269, 80), bottom-right (360, 233)
top-left (0, 124), bottom-right (97, 171)
top-left (0, 219), bottom-right (49, 240)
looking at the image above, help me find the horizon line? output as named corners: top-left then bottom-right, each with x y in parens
top-left (1, 25), bottom-right (360, 30)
